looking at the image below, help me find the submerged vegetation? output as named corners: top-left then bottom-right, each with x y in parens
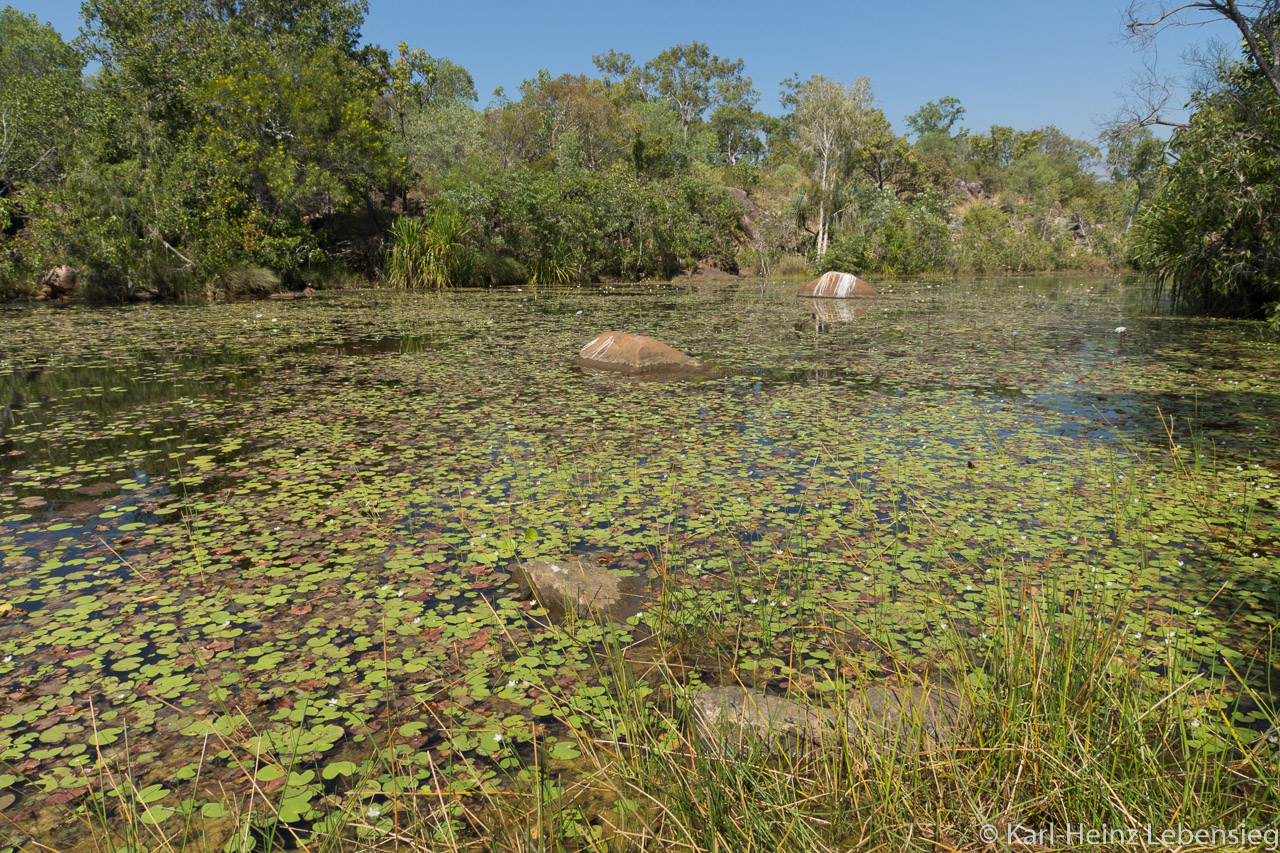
top-left (0, 277), bottom-right (1278, 849)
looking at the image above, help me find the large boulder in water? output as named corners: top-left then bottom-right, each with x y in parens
top-left (576, 331), bottom-right (704, 375)
top-left (798, 271), bottom-right (879, 298)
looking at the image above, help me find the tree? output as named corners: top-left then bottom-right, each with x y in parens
top-left (57, 0), bottom-right (394, 292)
top-left (640, 41), bottom-right (747, 140)
top-left (905, 96), bottom-right (966, 139)
top-left (1126, 1), bottom-right (1280, 107)
top-left (0, 9), bottom-right (84, 198)
top-left (1123, 1), bottom-right (1280, 318)
top-left (378, 42), bottom-right (475, 143)
top-left (1131, 55), bottom-right (1280, 317)
top-left (518, 72), bottom-right (625, 169)
top-left (708, 73), bottom-right (765, 166)
top-left (783, 74), bottom-right (880, 256)
top-left (1104, 127), bottom-right (1166, 229)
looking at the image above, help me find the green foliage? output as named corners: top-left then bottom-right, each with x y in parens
top-left (1131, 59), bottom-right (1280, 317)
top-left (0, 8), bottom-right (84, 191)
top-left (0, 14), bottom-right (1135, 299)
top-left (905, 95), bottom-right (966, 139)
top-left (385, 209), bottom-right (476, 290)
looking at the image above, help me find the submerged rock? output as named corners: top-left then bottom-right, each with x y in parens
top-left (846, 685), bottom-right (969, 749)
top-left (691, 686), bottom-right (841, 756)
top-left (691, 683), bottom-right (968, 757)
top-left (576, 331), bottom-right (705, 375)
top-left (798, 271), bottom-right (879, 298)
top-left (513, 558), bottom-right (624, 619)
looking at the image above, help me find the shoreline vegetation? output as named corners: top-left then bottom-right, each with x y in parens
top-left (0, 2), bottom-right (1228, 310)
top-left (4, 2), bottom-right (1277, 320)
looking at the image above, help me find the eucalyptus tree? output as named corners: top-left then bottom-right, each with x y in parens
top-left (593, 42), bottom-right (752, 143)
top-left (709, 73), bottom-right (767, 166)
top-left (646, 42), bottom-right (750, 142)
top-left (782, 74), bottom-right (880, 257)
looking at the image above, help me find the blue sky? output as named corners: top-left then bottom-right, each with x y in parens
top-left (12, 0), bottom-right (1233, 143)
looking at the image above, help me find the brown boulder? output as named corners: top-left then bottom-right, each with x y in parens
top-left (726, 187), bottom-right (766, 242)
top-left (576, 331), bottom-right (704, 375)
top-left (35, 265), bottom-right (78, 300)
top-left (691, 686), bottom-right (842, 757)
top-left (798, 271), bottom-right (879, 298)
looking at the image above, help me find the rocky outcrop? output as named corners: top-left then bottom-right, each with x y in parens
top-left (691, 261), bottom-right (740, 282)
top-left (691, 684), bottom-right (968, 757)
top-left (726, 187), bottom-right (766, 242)
top-left (798, 271), bottom-right (879, 298)
top-left (35, 266), bottom-right (78, 301)
top-left (513, 558), bottom-right (624, 619)
top-left (951, 179), bottom-right (985, 200)
top-left (576, 332), bottom-right (705, 375)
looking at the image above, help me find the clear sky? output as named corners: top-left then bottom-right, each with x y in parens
top-left (10, 0), bottom-right (1235, 143)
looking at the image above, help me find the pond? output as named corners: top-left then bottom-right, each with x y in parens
top-left (1, 275), bottom-right (1277, 846)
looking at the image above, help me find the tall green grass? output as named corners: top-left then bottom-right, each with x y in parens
top-left (384, 210), bottom-right (476, 290)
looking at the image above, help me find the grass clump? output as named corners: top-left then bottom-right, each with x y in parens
top-left (384, 209), bottom-right (475, 290)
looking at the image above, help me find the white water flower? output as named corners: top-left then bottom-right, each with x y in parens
top-left (1115, 326), bottom-right (1127, 332)
top-left (1190, 719), bottom-right (1201, 728)
top-left (328, 698), bottom-right (338, 706)
top-left (367, 805), bottom-right (381, 818)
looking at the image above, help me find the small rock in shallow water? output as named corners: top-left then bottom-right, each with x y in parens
top-left (513, 558), bottom-right (624, 619)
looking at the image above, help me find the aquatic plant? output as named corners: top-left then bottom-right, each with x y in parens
top-left (0, 277), bottom-right (1276, 848)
